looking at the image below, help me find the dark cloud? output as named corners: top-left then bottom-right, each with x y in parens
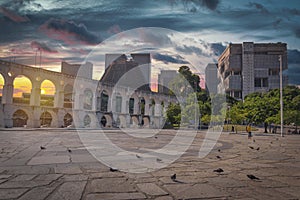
top-left (152, 53), bottom-right (189, 64)
top-left (248, 2), bottom-right (269, 14)
top-left (170, 0), bottom-right (220, 11)
top-left (30, 41), bottom-right (58, 53)
top-left (210, 43), bottom-right (226, 56)
top-left (40, 18), bottom-right (102, 45)
top-left (288, 49), bottom-right (300, 64)
top-left (0, 6), bottom-right (29, 22)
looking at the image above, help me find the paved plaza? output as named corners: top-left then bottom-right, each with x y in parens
top-left (0, 128), bottom-right (299, 200)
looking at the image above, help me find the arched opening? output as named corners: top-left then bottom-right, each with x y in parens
top-left (115, 116), bottom-right (121, 127)
top-left (129, 98), bottom-right (134, 114)
top-left (100, 90), bottom-right (109, 112)
top-left (64, 84), bottom-right (73, 108)
top-left (83, 115), bottom-right (91, 127)
top-left (143, 116), bottom-right (150, 127)
top-left (40, 111), bottom-right (52, 127)
top-left (12, 109), bottom-right (28, 127)
top-left (13, 75), bottom-right (32, 104)
top-left (64, 113), bottom-right (73, 127)
top-left (84, 89), bottom-right (93, 110)
top-left (140, 97), bottom-right (145, 115)
top-left (100, 116), bottom-right (107, 127)
top-left (40, 80), bottom-right (55, 107)
top-left (0, 73), bottom-right (4, 103)
top-left (131, 116), bottom-right (139, 126)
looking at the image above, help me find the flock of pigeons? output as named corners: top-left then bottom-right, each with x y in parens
top-left (39, 136), bottom-right (270, 183)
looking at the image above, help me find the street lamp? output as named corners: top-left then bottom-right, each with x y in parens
top-left (279, 55), bottom-right (283, 137)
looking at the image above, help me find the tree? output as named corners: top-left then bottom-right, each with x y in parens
top-left (166, 103), bottom-right (181, 125)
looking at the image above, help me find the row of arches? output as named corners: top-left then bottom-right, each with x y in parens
top-left (12, 109), bottom-right (73, 128)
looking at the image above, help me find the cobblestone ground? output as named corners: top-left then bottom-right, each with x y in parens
top-left (0, 128), bottom-right (299, 200)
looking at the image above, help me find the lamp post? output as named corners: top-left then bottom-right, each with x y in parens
top-left (279, 55), bottom-right (283, 137)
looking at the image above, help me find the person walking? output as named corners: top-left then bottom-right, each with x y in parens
top-left (246, 123), bottom-right (252, 139)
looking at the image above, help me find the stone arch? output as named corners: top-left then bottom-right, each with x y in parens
top-left (13, 75), bottom-right (32, 104)
top-left (40, 79), bottom-right (55, 107)
top-left (83, 114), bottom-right (91, 127)
top-left (100, 114), bottom-right (113, 128)
top-left (131, 116), bottom-right (139, 126)
top-left (64, 84), bottom-right (73, 108)
top-left (12, 109), bottom-right (29, 127)
top-left (40, 111), bottom-right (52, 127)
top-left (64, 113), bottom-right (73, 127)
top-left (99, 90), bottom-right (109, 112)
top-left (142, 116), bottom-right (150, 127)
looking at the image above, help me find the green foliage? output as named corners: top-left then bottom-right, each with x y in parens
top-left (166, 103), bottom-right (181, 125)
top-left (228, 86), bottom-right (300, 126)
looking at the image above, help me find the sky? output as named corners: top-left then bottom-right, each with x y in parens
top-left (0, 0), bottom-right (300, 95)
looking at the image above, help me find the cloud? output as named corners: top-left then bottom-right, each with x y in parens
top-left (30, 41), bottom-right (58, 53)
top-left (169, 0), bottom-right (220, 11)
top-left (107, 25), bottom-right (122, 34)
top-left (248, 2), bottom-right (269, 14)
top-left (152, 53), bottom-right (189, 64)
top-left (0, 6), bottom-right (29, 22)
top-left (288, 49), bottom-right (300, 64)
top-left (210, 43), bottom-right (226, 56)
top-left (40, 18), bottom-right (102, 45)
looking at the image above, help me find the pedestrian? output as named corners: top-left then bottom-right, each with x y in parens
top-left (231, 125), bottom-right (235, 133)
top-left (246, 123), bottom-right (252, 139)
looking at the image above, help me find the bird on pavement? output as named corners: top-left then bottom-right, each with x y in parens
top-left (156, 158), bottom-right (162, 162)
top-left (67, 148), bottom-right (72, 153)
top-left (109, 167), bottom-right (119, 172)
top-left (249, 146), bottom-right (254, 149)
top-left (40, 146), bottom-right (46, 150)
top-left (171, 174), bottom-right (176, 180)
top-left (247, 174), bottom-right (260, 180)
top-left (216, 155), bottom-right (221, 159)
top-left (213, 168), bottom-right (224, 173)
top-left (136, 154), bottom-right (142, 159)
top-left (256, 147), bottom-right (260, 151)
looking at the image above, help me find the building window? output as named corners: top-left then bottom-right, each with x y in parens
top-left (234, 91), bottom-right (241, 98)
top-left (255, 78), bottom-right (268, 87)
top-left (116, 96), bottom-right (122, 113)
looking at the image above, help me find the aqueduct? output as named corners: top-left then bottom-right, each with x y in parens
top-left (0, 60), bottom-right (177, 128)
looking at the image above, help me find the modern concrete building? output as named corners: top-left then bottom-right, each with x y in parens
top-left (205, 63), bottom-right (218, 95)
top-left (218, 42), bottom-right (288, 100)
top-left (158, 70), bottom-right (178, 94)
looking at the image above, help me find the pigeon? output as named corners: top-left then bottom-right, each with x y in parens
top-left (256, 147), bottom-right (260, 151)
top-left (213, 168), bottom-right (224, 173)
top-left (253, 139), bottom-right (256, 143)
top-left (136, 154), bottom-right (142, 159)
top-left (270, 141), bottom-right (273, 144)
top-left (154, 136), bottom-right (158, 139)
top-left (247, 174), bottom-right (260, 180)
top-left (109, 167), bottom-right (119, 172)
top-left (40, 146), bottom-right (46, 150)
top-left (171, 174), bottom-right (176, 180)
top-left (156, 158), bottom-right (162, 162)
top-left (216, 155), bottom-right (221, 159)
top-left (249, 146), bottom-right (254, 149)
top-left (67, 148), bottom-right (72, 153)
top-left (218, 149), bottom-right (221, 152)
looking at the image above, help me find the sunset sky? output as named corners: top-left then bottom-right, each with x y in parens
top-left (0, 0), bottom-right (300, 95)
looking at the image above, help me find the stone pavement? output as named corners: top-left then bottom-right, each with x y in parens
top-left (0, 128), bottom-right (299, 200)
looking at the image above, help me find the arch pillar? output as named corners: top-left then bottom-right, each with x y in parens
top-left (54, 86), bottom-right (64, 108)
top-left (2, 76), bottom-right (13, 104)
top-left (30, 81), bottom-right (41, 107)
